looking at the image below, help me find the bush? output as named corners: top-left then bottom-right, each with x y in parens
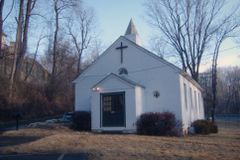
top-left (192, 120), bottom-right (218, 134)
top-left (136, 112), bottom-right (180, 136)
top-left (210, 123), bottom-right (218, 133)
top-left (71, 111), bottom-right (91, 131)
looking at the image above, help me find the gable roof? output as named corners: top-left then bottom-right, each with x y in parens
top-left (72, 37), bottom-right (122, 83)
top-left (121, 36), bottom-right (182, 73)
top-left (120, 36), bottom-right (203, 91)
top-left (92, 73), bottom-right (145, 89)
top-left (73, 36), bottom-right (179, 82)
top-left (73, 36), bottom-right (202, 91)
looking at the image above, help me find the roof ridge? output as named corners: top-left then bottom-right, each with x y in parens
top-left (120, 36), bottom-right (182, 72)
top-left (92, 72), bottom-right (145, 89)
top-left (120, 36), bottom-right (202, 90)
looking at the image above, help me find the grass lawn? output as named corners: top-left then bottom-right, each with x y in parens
top-left (0, 121), bottom-right (239, 160)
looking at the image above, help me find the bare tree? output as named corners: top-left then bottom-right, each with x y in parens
top-left (0, 0), bottom-right (14, 58)
top-left (9, 0), bottom-right (37, 99)
top-left (226, 67), bottom-right (240, 114)
top-left (44, 35), bottom-right (77, 101)
top-left (0, 0), bottom-right (14, 76)
top-left (9, 0), bottom-right (24, 99)
top-left (51, 0), bottom-right (76, 78)
top-left (0, 0), bottom-right (5, 59)
top-left (24, 35), bottom-right (48, 81)
top-left (67, 6), bottom-right (95, 74)
top-left (200, 67), bottom-right (240, 117)
top-left (81, 38), bottom-right (102, 70)
top-left (211, 22), bottom-right (240, 122)
top-left (146, 0), bottom-right (240, 81)
top-left (47, 0), bottom-right (76, 100)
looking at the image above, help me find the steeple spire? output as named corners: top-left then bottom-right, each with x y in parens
top-left (124, 19), bottom-right (142, 46)
top-left (125, 19), bottom-right (139, 36)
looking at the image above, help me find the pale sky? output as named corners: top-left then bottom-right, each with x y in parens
top-left (3, 0), bottom-right (240, 72)
top-left (85, 0), bottom-right (240, 72)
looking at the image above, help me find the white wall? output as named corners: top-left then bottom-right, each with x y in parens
top-left (135, 86), bottom-right (144, 118)
top-left (74, 36), bottom-right (190, 131)
top-left (179, 75), bottom-right (205, 131)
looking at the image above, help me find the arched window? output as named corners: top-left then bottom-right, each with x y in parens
top-left (118, 68), bottom-right (128, 75)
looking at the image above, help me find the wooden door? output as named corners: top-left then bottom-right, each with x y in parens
top-left (101, 92), bottom-right (125, 127)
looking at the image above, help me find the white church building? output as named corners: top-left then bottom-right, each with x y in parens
top-left (73, 20), bottom-right (204, 133)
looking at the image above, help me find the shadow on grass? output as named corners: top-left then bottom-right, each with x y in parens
top-left (0, 136), bottom-right (41, 147)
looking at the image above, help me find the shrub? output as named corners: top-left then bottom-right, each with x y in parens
top-left (71, 111), bottom-right (91, 131)
top-left (136, 112), bottom-right (180, 136)
top-left (192, 120), bottom-right (218, 134)
top-left (210, 123), bottom-right (218, 133)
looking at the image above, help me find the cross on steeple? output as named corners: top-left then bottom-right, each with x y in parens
top-left (116, 42), bottom-right (128, 64)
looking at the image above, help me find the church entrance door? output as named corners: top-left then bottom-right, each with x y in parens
top-left (101, 92), bottom-right (125, 127)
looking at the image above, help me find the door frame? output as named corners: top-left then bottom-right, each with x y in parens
top-left (100, 91), bottom-right (126, 128)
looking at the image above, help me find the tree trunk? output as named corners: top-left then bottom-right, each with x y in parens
top-left (0, 0), bottom-right (4, 59)
top-left (47, 0), bottom-right (59, 101)
top-left (192, 71), bottom-right (199, 82)
top-left (9, 0), bottom-right (24, 100)
top-left (211, 40), bottom-right (222, 123)
top-left (211, 67), bottom-right (217, 123)
top-left (52, 1), bottom-right (59, 78)
top-left (24, 36), bottom-right (46, 81)
top-left (15, 0), bottom-right (32, 79)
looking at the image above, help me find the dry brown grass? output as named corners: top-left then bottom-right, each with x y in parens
top-left (0, 122), bottom-right (239, 160)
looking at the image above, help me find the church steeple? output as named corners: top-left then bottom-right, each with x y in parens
top-left (125, 19), bottom-right (139, 36)
top-left (124, 19), bottom-right (142, 46)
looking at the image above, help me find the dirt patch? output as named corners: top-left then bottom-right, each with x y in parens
top-left (0, 123), bottom-right (239, 160)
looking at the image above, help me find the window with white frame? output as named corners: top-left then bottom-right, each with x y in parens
top-left (184, 83), bottom-right (188, 111)
top-left (189, 87), bottom-right (193, 110)
top-left (194, 90), bottom-right (197, 114)
top-left (198, 93), bottom-right (202, 115)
